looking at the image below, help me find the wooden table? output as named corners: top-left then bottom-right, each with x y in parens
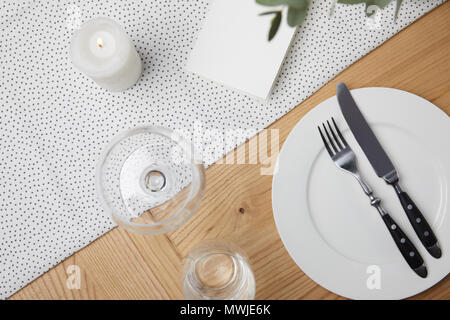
top-left (10, 3), bottom-right (450, 300)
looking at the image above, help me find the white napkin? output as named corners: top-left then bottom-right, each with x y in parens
top-left (186, 0), bottom-right (297, 100)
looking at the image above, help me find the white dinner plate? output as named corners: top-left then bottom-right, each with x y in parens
top-left (272, 87), bottom-right (449, 300)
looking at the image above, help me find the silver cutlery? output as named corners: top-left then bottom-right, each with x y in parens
top-left (318, 118), bottom-right (427, 278)
top-left (337, 83), bottom-right (441, 258)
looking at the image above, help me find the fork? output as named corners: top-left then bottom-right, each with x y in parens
top-left (318, 118), bottom-right (427, 278)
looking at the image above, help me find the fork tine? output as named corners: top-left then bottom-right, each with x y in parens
top-left (318, 126), bottom-right (334, 157)
top-left (322, 123), bottom-right (339, 153)
top-left (332, 117), bottom-right (348, 147)
top-left (327, 120), bottom-right (343, 150)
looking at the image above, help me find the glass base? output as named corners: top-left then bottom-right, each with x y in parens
top-left (183, 241), bottom-right (256, 300)
top-left (96, 126), bottom-right (205, 235)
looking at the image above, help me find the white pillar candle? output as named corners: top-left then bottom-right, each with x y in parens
top-left (70, 17), bottom-right (143, 92)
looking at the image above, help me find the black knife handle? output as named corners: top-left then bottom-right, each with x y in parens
top-left (394, 186), bottom-right (441, 258)
top-left (381, 214), bottom-right (427, 278)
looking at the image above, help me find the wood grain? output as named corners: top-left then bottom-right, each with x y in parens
top-left (9, 2), bottom-right (450, 300)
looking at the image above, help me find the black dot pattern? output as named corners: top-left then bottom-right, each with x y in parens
top-left (0, 0), bottom-right (443, 299)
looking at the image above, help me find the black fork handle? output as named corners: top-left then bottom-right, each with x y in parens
top-left (353, 176), bottom-right (428, 278)
top-left (381, 213), bottom-right (427, 278)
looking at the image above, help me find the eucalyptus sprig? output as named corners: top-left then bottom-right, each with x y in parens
top-left (257, 0), bottom-right (404, 41)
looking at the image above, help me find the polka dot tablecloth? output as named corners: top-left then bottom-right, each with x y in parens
top-left (0, 0), bottom-right (443, 299)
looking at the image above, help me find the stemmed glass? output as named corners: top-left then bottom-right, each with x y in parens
top-left (96, 126), bottom-right (205, 235)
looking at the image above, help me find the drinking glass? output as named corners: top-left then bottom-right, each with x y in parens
top-left (183, 240), bottom-right (255, 300)
top-left (96, 126), bottom-right (205, 235)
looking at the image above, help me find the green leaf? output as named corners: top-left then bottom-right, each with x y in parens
top-left (256, 0), bottom-right (308, 10)
top-left (256, 0), bottom-right (284, 5)
top-left (259, 10), bottom-right (283, 41)
top-left (285, 0), bottom-right (308, 9)
top-left (269, 11), bottom-right (282, 41)
top-left (394, 0), bottom-right (403, 20)
top-left (338, 0), bottom-right (391, 5)
top-left (287, 6), bottom-right (307, 27)
top-left (337, 0), bottom-right (367, 4)
top-left (259, 10), bottom-right (282, 16)
top-left (375, 0), bottom-right (392, 8)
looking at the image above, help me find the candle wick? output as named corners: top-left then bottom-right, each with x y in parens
top-left (97, 38), bottom-right (103, 48)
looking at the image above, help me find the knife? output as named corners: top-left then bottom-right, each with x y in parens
top-left (336, 83), bottom-right (441, 259)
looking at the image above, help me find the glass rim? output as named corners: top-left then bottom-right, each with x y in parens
top-left (183, 240), bottom-right (255, 300)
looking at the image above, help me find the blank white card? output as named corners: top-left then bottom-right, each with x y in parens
top-left (186, 0), bottom-right (297, 100)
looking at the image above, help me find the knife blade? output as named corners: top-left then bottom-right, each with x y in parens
top-left (336, 82), bottom-right (441, 259)
top-left (336, 83), bottom-right (397, 183)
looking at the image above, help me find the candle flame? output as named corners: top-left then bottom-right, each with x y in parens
top-left (97, 38), bottom-right (103, 48)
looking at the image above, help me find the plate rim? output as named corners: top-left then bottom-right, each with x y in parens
top-left (272, 87), bottom-right (450, 300)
